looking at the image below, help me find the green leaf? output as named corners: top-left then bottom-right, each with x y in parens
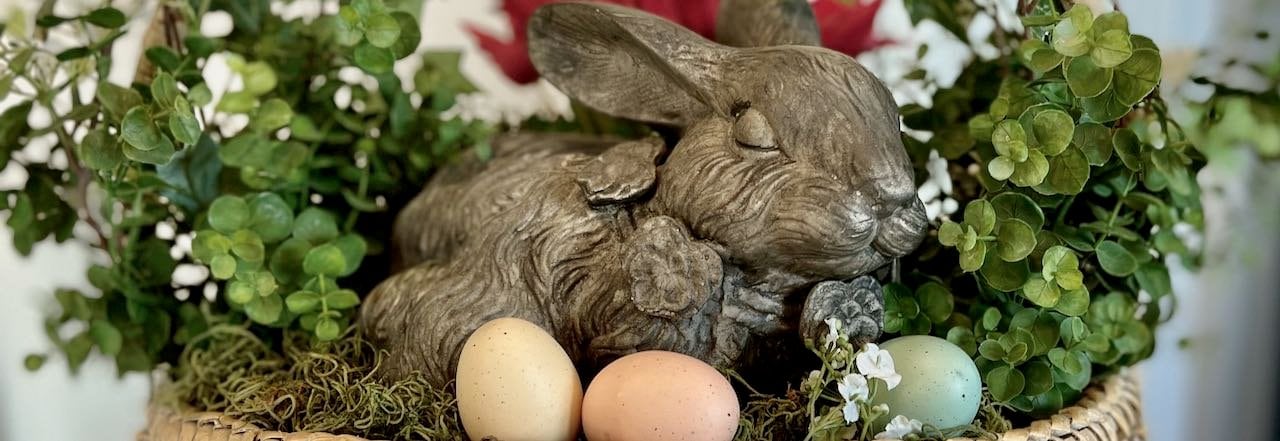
top-left (248, 193), bottom-right (294, 243)
top-left (1060, 317), bottom-right (1089, 346)
top-left (987, 365), bottom-right (1026, 402)
top-left (84, 7), bottom-right (126, 28)
top-left (917, 283), bottom-right (953, 323)
top-left (1073, 122), bottom-right (1113, 165)
top-left (231, 230), bottom-right (266, 262)
top-left (122, 139), bottom-right (176, 165)
top-left (293, 208), bottom-right (340, 244)
top-left (217, 91), bottom-right (258, 113)
top-left (389, 11), bottom-right (421, 58)
top-left (324, 289), bottom-right (361, 309)
top-left (1022, 278), bottom-right (1061, 307)
top-left (185, 36), bottom-right (219, 58)
top-left (1031, 109), bottom-right (1074, 155)
top-left (982, 307), bottom-right (1002, 330)
top-left (1111, 48), bottom-right (1162, 105)
top-left (938, 221), bottom-right (963, 246)
top-left (1042, 146), bottom-right (1091, 195)
top-left (354, 42), bottom-right (395, 74)
top-left (978, 339), bottom-right (1006, 361)
top-left (210, 254), bottom-right (237, 279)
top-left (96, 82), bottom-right (142, 122)
top-left (88, 320), bottom-right (123, 356)
top-left (1079, 89), bottom-right (1131, 123)
top-left (315, 317), bottom-right (341, 341)
top-left (77, 127), bottom-right (124, 170)
top-left (151, 72), bottom-right (179, 108)
top-left (332, 235), bottom-right (368, 276)
top-left (992, 120), bottom-right (1029, 161)
top-left (23, 354), bottom-right (47, 371)
top-left (1096, 240), bottom-right (1138, 276)
top-left (145, 47), bottom-right (181, 71)
top-left (969, 114), bottom-right (995, 140)
top-left (304, 244), bottom-right (347, 277)
top-left (964, 199), bottom-right (997, 235)
top-left (227, 280), bottom-right (255, 304)
top-left (991, 192), bottom-right (1045, 230)
top-left (364, 13), bottom-right (401, 48)
top-left (56, 47), bottom-right (91, 61)
top-left (241, 62), bottom-right (278, 96)
top-left (245, 294), bottom-right (284, 324)
top-left (1112, 128), bottom-right (1144, 171)
top-left (208, 195), bottom-right (250, 233)
top-left (333, 7), bottom-right (364, 46)
top-left (947, 327), bottom-right (978, 357)
top-left (1064, 56), bottom-right (1113, 98)
top-left (169, 97), bottom-right (201, 145)
top-left (1051, 5), bottom-right (1093, 57)
top-left (1009, 150), bottom-right (1050, 187)
top-left (270, 238), bottom-right (312, 285)
top-left (1020, 38), bottom-right (1064, 73)
top-left (1092, 11), bottom-right (1129, 34)
top-left (121, 107), bottom-right (166, 151)
top-left (981, 252), bottom-right (1031, 291)
top-left (989, 156), bottom-right (1015, 181)
top-left (1055, 287), bottom-right (1090, 317)
top-left (1022, 360), bottom-right (1055, 396)
top-left (996, 219), bottom-right (1037, 262)
top-left (252, 98), bottom-right (293, 132)
top-left (1091, 29), bottom-right (1133, 68)
top-left (286, 290), bottom-right (322, 313)
top-left (960, 240), bottom-right (987, 272)
top-left (1136, 262), bottom-right (1172, 298)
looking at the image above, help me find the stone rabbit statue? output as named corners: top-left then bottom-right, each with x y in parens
top-left (360, 0), bottom-right (928, 385)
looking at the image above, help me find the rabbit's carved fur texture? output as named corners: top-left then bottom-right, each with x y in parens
top-left (360, 1), bottom-right (928, 385)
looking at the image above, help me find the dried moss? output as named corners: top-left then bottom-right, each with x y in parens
top-left (159, 325), bottom-right (463, 440)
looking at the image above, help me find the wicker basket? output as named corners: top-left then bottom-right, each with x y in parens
top-left (138, 370), bottom-right (1144, 441)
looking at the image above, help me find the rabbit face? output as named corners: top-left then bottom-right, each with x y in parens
top-left (528, 2), bottom-right (927, 281)
top-left (655, 48), bottom-right (927, 280)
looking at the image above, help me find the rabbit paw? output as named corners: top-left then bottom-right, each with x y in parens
top-left (576, 136), bottom-right (665, 206)
top-left (800, 277), bottom-right (884, 347)
top-left (623, 216), bottom-right (722, 319)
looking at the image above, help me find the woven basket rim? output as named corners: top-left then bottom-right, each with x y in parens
top-left (138, 370), bottom-right (1143, 441)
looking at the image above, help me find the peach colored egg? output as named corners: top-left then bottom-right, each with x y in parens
top-left (582, 351), bottom-right (739, 441)
top-left (456, 317), bottom-right (583, 441)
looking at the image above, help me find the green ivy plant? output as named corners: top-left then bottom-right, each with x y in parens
top-left (2, 0), bottom-right (489, 373)
top-left (885, 1), bottom-right (1203, 417)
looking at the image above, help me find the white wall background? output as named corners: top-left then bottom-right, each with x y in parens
top-left (1, 0), bottom-right (1276, 440)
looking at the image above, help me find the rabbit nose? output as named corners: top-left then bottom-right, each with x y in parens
top-left (857, 180), bottom-right (914, 218)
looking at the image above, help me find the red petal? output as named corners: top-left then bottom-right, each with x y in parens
top-left (466, 24), bottom-right (539, 84)
top-left (812, 0), bottom-right (888, 56)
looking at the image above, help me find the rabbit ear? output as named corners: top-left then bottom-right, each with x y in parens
top-left (528, 3), bottom-right (728, 127)
top-left (716, 0), bottom-right (821, 47)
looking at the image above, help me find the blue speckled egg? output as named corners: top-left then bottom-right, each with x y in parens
top-left (871, 335), bottom-right (981, 430)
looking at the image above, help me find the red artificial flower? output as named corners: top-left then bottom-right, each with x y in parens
top-left (468, 0), bottom-right (885, 84)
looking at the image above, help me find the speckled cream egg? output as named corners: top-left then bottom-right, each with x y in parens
top-left (455, 317), bottom-right (583, 441)
top-left (871, 335), bottom-right (981, 430)
top-left (582, 351), bottom-right (739, 441)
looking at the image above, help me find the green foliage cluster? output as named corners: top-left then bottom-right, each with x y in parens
top-left (2, 0), bottom-right (489, 374)
top-left (886, 2), bottom-right (1203, 417)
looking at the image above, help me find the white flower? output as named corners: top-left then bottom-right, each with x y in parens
top-left (918, 150), bottom-right (958, 221)
top-left (801, 369), bottom-right (823, 394)
top-left (875, 415), bottom-right (924, 439)
top-left (855, 343), bottom-right (903, 390)
top-left (842, 399), bottom-right (861, 424)
top-left (823, 318), bottom-right (844, 349)
top-left (838, 373), bottom-right (870, 403)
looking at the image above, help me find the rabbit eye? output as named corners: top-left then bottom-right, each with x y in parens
top-left (732, 107), bottom-right (777, 150)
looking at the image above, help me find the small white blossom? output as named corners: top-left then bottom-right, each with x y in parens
top-left (801, 369), bottom-right (823, 394)
top-left (876, 415), bottom-right (924, 439)
top-left (823, 318), bottom-right (844, 349)
top-left (837, 373), bottom-right (868, 424)
top-left (838, 373), bottom-right (869, 403)
top-left (918, 150), bottom-right (958, 220)
top-left (855, 343), bottom-right (902, 390)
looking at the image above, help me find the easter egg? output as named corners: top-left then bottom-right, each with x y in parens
top-left (455, 317), bottom-right (583, 441)
top-left (871, 335), bottom-right (981, 430)
top-left (582, 351), bottom-right (739, 441)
